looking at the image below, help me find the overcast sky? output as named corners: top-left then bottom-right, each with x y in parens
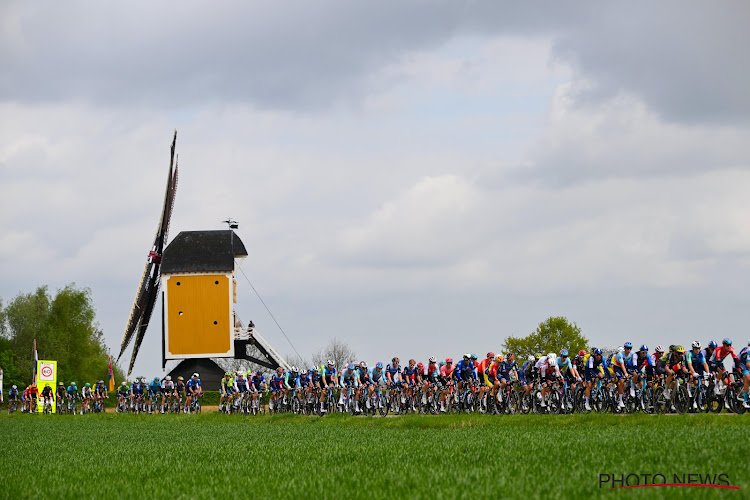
top-left (1, 1), bottom-right (749, 374)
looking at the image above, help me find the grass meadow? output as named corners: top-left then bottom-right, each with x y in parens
top-left (1, 412), bottom-right (748, 499)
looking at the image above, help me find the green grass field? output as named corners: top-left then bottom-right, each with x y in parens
top-left (1, 413), bottom-right (748, 499)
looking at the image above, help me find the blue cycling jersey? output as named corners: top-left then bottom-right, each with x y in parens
top-left (370, 367), bottom-right (386, 383)
top-left (186, 379), bottom-right (201, 390)
top-left (500, 360), bottom-right (518, 378)
top-left (455, 360), bottom-right (477, 380)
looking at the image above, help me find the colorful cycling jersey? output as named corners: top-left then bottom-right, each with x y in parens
top-left (455, 360), bottom-right (477, 381)
top-left (81, 386), bottom-right (92, 398)
top-left (321, 366), bottom-right (337, 385)
top-left (269, 374), bottom-right (284, 390)
top-left (250, 374), bottom-right (266, 390)
top-left (711, 346), bottom-right (738, 364)
top-left (426, 363), bottom-right (440, 381)
top-left (41, 386), bottom-right (53, 398)
top-left (161, 380), bottom-right (175, 392)
top-left (175, 381), bottom-right (186, 393)
top-left (659, 353), bottom-right (684, 370)
top-left (310, 372), bottom-right (322, 386)
top-left (612, 350), bottom-right (636, 368)
top-left (521, 360), bottom-right (535, 379)
top-left (340, 368), bottom-right (359, 386)
top-left (685, 349), bottom-right (706, 368)
top-left (358, 368), bottom-right (371, 384)
top-left (56, 386), bottom-right (66, 398)
top-left (555, 357), bottom-right (572, 373)
top-left (385, 363), bottom-right (401, 383)
top-left (402, 365), bottom-right (417, 384)
top-left (739, 347), bottom-right (749, 367)
top-left (148, 381), bottom-right (161, 393)
top-left (95, 383), bottom-right (107, 394)
top-left (186, 378), bottom-right (201, 391)
top-left (117, 385), bottom-right (129, 396)
top-left (477, 358), bottom-right (492, 376)
top-left (284, 372), bottom-right (299, 389)
top-left (234, 377), bottom-right (249, 392)
top-left (370, 367), bottom-right (386, 384)
top-left (499, 360), bottom-right (518, 379)
top-left (584, 353), bottom-right (608, 375)
top-left (440, 364), bottom-right (455, 380)
top-left (66, 385), bottom-right (78, 396)
top-left (220, 377), bottom-right (234, 393)
top-left (9, 388), bottom-right (19, 399)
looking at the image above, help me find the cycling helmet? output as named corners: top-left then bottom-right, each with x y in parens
top-left (535, 353), bottom-right (543, 359)
top-left (291, 366), bottom-right (298, 373)
top-left (639, 345), bottom-right (648, 352)
top-left (347, 363), bottom-right (355, 370)
top-left (392, 357), bottom-right (400, 364)
top-left (708, 340), bottom-right (718, 348)
top-left (624, 342), bottom-right (633, 349)
top-left (327, 360), bottom-right (334, 367)
top-left (97, 380), bottom-right (104, 384)
top-left (359, 361), bottom-right (367, 370)
top-left (528, 355), bottom-right (535, 362)
top-left (487, 352), bottom-right (495, 359)
top-left (439, 361), bottom-right (446, 367)
top-left (85, 383), bottom-right (91, 388)
top-left (429, 356), bottom-right (437, 363)
top-left (691, 341), bottom-right (701, 349)
top-left (445, 357), bottom-right (453, 364)
top-left (547, 353), bottom-right (556, 361)
top-left (496, 355), bottom-right (504, 363)
top-left (506, 353), bottom-right (515, 359)
top-left (408, 359), bottom-right (416, 367)
top-left (312, 366), bottom-right (319, 373)
top-left (276, 367), bottom-right (283, 374)
top-left (593, 348), bottom-right (602, 355)
top-left (417, 362), bottom-right (424, 370)
top-left (655, 345), bottom-right (664, 353)
top-left (71, 382), bottom-right (76, 386)
top-left (548, 357), bottom-right (557, 367)
top-left (58, 382), bottom-right (64, 386)
top-left (463, 353), bottom-right (470, 360)
top-left (225, 372), bottom-right (231, 377)
top-left (723, 338), bottom-right (732, 346)
top-left (578, 350), bottom-right (587, 357)
top-left (12, 385), bottom-right (17, 389)
top-left (470, 354), bottom-right (478, 360)
top-left (675, 346), bottom-right (686, 354)
top-left (178, 376), bottom-right (184, 381)
top-left (165, 376), bottom-right (171, 381)
top-left (256, 370), bottom-right (263, 376)
top-left (376, 362), bottom-right (383, 369)
top-left (668, 345), bottom-right (676, 352)
top-left (122, 381), bottom-right (128, 386)
top-left (192, 373), bottom-right (199, 378)
top-left (560, 349), bottom-right (569, 357)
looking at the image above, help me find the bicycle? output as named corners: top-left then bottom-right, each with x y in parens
top-left (43, 397), bottom-right (54, 415)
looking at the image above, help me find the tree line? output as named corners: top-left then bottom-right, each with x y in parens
top-left (0, 284), bottom-right (124, 389)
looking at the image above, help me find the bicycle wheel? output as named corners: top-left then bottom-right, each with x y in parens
top-left (653, 388), bottom-right (668, 414)
top-left (673, 386), bottom-right (688, 414)
top-left (729, 387), bottom-right (746, 414)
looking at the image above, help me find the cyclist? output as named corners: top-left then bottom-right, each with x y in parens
top-left (174, 376), bottom-right (186, 410)
top-left (339, 363), bottom-right (361, 412)
top-left (739, 340), bottom-right (750, 409)
top-left (703, 341), bottom-right (718, 375)
top-left (661, 346), bottom-right (688, 404)
top-left (402, 360), bottom-right (419, 410)
top-left (249, 370), bottom-right (267, 410)
top-left (80, 383), bottom-right (93, 414)
top-left (186, 373), bottom-right (202, 409)
top-left (556, 350), bottom-right (580, 408)
top-left (685, 341), bottom-right (710, 407)
top-left (8, 384), bottom-right (20, 411)
top-left (497, 353), bottom-right (519, 405)
top-left (147, 377), bottom-right (161, 413)
top-left (130, 377), bottom-right (145, 410)
top-left (357, 362), bottom-right (371, 402)
top-left (439, 357), bottom-right (456, 412)
top-left (610, 342), bottom-right (635, 409)
top-left (477, 352), bottom-right (496, 404)
top-left (269, 367), bottom-right (285, 411)
top-left (160, 376), bottom-right (175, 413)
top-left (116, 381), bottom-right (130, 408)
top-left (385, 357), bottom-right (402, 386)
top-left (583, 348), bottom-right (608, 411)
top-left (454, 354), bottom-right (478, 394)
top-left (94, 380), bottom-right (108, 410)
top-left (319, 360), bottom-right (338, 413)
top-left (284, 366), bottom-right (301, 408)
top-left (520, 354), bottom-right (537, 405)
top-left (66, 382), bottom-right (78, 412)
top-left (535, 353), bottom-right (559, 408)
top-left (39, 383), bottom-right (53, 411)
top-left (219, 372), bottom-right (235, 410)
top-left (366, 362), bottom-right (387, 410)
top-left (55, 382), bottom-right (66, 409)
top-left (710, 338), bottom-right (739, 395)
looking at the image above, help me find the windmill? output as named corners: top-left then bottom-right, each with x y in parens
top-left (118, 132), bottom-right (289, 387)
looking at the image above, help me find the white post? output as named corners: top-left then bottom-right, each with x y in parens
top-left (0, 366), bottom-right (4, 403)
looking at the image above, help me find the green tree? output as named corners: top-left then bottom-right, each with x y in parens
top-left (502, 316), bottom-right (589, 360)
top-left (0, 284), bottom-right (124, 387)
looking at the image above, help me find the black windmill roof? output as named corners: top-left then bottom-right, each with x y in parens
top-left (161, 230), bottom-right (248, 274)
